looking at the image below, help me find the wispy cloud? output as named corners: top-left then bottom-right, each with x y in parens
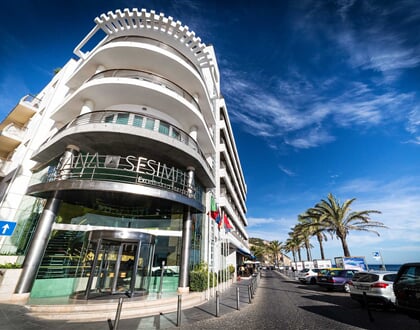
top-left (278, 165), bottom-right (296, 177)
top-left (223, 67), bottom-right (415, 150)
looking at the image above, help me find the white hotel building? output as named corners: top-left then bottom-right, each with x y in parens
top-left (0, 9), bottom-right (250, 300)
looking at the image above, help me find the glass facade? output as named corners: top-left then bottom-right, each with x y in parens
top-left (27, 200), bottom-right (204, 299)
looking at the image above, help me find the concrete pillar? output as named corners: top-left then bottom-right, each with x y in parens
top-left (95, 64), bottom-right (106, 74)
top-left (15, 192), bottom-right (61, 293)
top-left (186, 166), bottom-right (195, 199)
top-left (57, 145), bottom-right (80, 179)
top-left (80, 99), bottom-right (95, 115)
top-left (189, 126), bottom-right (198, 141)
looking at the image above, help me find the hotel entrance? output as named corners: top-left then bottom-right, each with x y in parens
top-left (81, 230), bottom-right (155, 299)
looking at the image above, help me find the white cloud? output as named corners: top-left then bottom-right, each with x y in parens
top-left (279, 165), bottom-right (296, 177)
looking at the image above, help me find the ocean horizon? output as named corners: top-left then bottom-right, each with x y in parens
top-left (367, 264), bottom-right (401, 271)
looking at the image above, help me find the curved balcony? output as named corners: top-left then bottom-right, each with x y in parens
top-left (32, 110), bottom-right (215, 187)
top-left (27, 152), bottom-right (204, 213)
top-left (0, 123), bottom-right (26, 157)
top-left (89, 69), bottom-right (200, 111)
top-left (104, 36), bottom-right (200, 75)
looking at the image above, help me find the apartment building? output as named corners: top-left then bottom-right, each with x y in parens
top-left (0, 8), bottom-right (250, 300)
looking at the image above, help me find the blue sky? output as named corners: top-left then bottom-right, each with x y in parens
top-left (1, 0), bottom-right (420, 265)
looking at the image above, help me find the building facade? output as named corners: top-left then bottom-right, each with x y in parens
top-left (0, 8), bottom-right (250, 300)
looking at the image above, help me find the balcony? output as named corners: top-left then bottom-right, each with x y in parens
top-left (91, 69), bottom-right (200, 110)
top-left (51, 69), bottom-right (214, 147)
top-left (0, 124), bottom-right (26, 158)
top-left (0, 158), bottom-right (13, 177)
top-left (32, 110), bottom-right (215, 187)
top-left (0, 94), bottom-right (40, 157)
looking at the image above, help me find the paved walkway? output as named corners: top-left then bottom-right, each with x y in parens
top-left (0, 276), bottom-right (257, 330)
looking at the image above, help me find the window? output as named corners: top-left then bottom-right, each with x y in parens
top-left (116, 113), bottom-right (129, 125)
top-left (145, 118), bottom-right (155, 130)
top-left (133, 115), bottom-right (143, 127)
top-left (104, 115), bottom-right (114, 123)
top-left (158, 122), bottom-right (170, 135)
top-left (171, 127), bottom-right (181, 140)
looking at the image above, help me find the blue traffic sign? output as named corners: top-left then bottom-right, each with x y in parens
top-left (0, 221), bottom-right (16, 236)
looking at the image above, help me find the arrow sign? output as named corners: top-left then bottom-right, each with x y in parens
top-left (0, 221), bottom-right (16, 236)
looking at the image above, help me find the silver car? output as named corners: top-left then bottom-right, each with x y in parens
top-left (297, 268), bottom-right (320, 284)
top-left (349, 271), bottom-right (397, 309)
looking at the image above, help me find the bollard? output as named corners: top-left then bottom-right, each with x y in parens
top-left (363, 292), bottom-right (374, 322)
top-left (248, 285), bottom-right (252, 303)
top-left (176, 294), bottom-right (182, 327)
top-left (113, 297), bottom-right (124, 330)
top-left (236, 287), bottom-right (240, 310)
top-left (216, 290), bottom-right (220, 317)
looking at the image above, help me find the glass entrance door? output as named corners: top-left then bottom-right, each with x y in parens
top-left (94, 241), bottom-right (137, 294)
top-left (82, 230), bottom-right (155, 300)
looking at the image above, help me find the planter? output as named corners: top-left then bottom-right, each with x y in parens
top-left (0, 268), bottom-right (23, 302)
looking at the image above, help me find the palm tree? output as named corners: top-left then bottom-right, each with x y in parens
top-left (291, 221), bottom-right (313, 261)
top-left (299, 209), bottom-right (328, 259)
top-left (284, 237), bottom-right (299, 263)
top-left (309, 193), bottom-right (387, 257)
top-left (250, 244), bottom-right (266, 262)
top-left (285, 230), bottom-right (306, 262)
top-left (268, 240), bottom-right (283, 266)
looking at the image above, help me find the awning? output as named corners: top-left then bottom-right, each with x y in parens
top-left (237, 247), bottom-right (254, 259)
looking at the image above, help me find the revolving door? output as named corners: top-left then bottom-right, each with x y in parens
top-left (82, 230), bottom-right (155, 299)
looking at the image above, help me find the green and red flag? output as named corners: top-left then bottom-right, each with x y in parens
top-left (209, 196), bottom-right (219, 220)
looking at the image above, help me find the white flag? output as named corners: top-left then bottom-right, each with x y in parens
top-left (372, 251), bottom-right (381, 260)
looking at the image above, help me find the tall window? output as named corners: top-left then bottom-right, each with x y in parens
top-left (145, 118), bottom-right (155, 130)
top-left (158, 121), bottom-right (170, 135)
top-left (133, 115), bottom-right (143, 127)
top-left (116, 113), bottom-right (129, 125)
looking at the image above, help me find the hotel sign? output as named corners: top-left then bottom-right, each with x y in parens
top-left (57, 152), bottom-right (199, 197)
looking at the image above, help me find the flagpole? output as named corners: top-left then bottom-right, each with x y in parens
top-left (379, 251), bottom-right (386, 271)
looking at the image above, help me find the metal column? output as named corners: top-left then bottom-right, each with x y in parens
top-left (178, 167), bottom-right (195, 291)
top-left (15, 192), bottom-right (61, 293)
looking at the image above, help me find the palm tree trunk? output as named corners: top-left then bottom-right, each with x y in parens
top-left (304, 241), bottom-right (311, 260)
top-left (298, 249), bottom-right (302, 261)
top-left (316, 233), bottom-right (325, 259)
top-left (340, 237), bottom-right (351, 257)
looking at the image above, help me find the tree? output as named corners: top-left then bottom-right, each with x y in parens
top-left (268, 240), bottom-right (283, 266)
top-left (290, 221), bottom-right (313, 261)
top-left (283, 237), bottom-right (298, 263)
top-left (250, 244), bottom-right (266, 262)
top-left (299, 209), bottom-right (328, 259)
top-left (308, 193), bottom-right (387, 257)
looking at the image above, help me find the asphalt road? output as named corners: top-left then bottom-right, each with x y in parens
top-left (1, 270), bottom-right (419, 329)
top-left (176, 270), bottom-right (420, 330)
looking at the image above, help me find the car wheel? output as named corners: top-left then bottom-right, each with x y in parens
top-left (310, 277), bottom-right (316, 285)
top-left (344, 283), bottom-right (350, 293)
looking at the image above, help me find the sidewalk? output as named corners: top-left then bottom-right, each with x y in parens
top-left (115, 276), bottom-right (254, 329)
top-left (0, 276), bottom-right (257, 330)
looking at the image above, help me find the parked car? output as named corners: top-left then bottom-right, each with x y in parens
top-left (317, 269), bottom-right (358, 292)
top-left (349, 271), bottom-right (397, 309)
top-left (317, 267), bottom-right (342, 278)
top-left (393, 262), bottom-right (420, 320)
top-left (298, 268), bottom-right (321, 284)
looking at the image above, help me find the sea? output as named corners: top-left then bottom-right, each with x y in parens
top-left (367, 264), bottom-right (402, 271)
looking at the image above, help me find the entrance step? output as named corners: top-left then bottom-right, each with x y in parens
top-left (27, 292), bottom-right (206, 322)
